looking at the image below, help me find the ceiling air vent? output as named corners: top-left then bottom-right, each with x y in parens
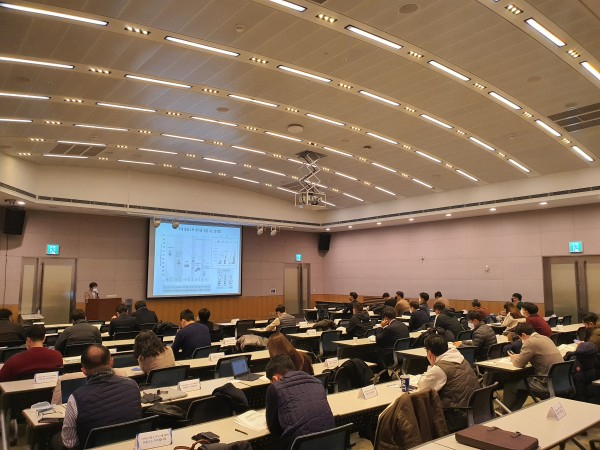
top-left (48, 142), bottom-right (106, 157)
top-left (548, 102), bottom-right (600, 132)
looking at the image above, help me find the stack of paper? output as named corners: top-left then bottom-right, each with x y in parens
top-left (234, 410), bottom-right (267, 431)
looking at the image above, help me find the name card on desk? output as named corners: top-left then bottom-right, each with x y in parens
top-left (359, 384), bottom-right (378, 400)
top-left (209, 352), bottom-right (226, 362)
top-left (34, 372), bottom-right (59, 384)
top-left (135, 429), bottom-right (172, 450)
top-left (325, 357), bottom-right (338, 369)
top-left (109, 348), bottom-right (117, 354)
top-left (177, 379), bottom-right (200, 393)
top-left (231, 319), bottom-right (239, 325)
top-left (299, 321), bottom-right (308, 327)
top-left (547, 402), bottom-right (566, 421)
top-left (306, 329), bottom-right (317, 335)
top-left (223, 337), bottom-right (237, 346)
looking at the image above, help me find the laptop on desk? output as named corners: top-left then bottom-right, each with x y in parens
top-left (231, 357), bottom-right (261, 382)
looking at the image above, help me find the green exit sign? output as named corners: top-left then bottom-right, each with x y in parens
top-left (569, 241), bottom-right (583, 254)
top-left (46, 244), bottom-right (60, 255)
top-left (295, 254), bottom-right (302, 262)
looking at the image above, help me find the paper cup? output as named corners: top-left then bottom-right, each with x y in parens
top-left (399, 375), bottom-right (410, 392)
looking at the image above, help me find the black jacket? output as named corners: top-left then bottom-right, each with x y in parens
top-left (0, 319), bottom-right (25, 344)
top-left (409, 309), bottom-right (430, 331)
top-left (108, 314), bottom-right (140, 336)
top-left (54, 320), bottom-right (102, 354)
top-left (433, 310), bottom-right (464, 340)
top-left (375, 319), bottom-right (409, 349)
top-left (346, 311), bottom-right (371, 338)
top-left (132, 307), bottom-right (158, 325)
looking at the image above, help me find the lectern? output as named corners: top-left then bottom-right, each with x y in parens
top-left (86, 298), bottom-right (122, 321)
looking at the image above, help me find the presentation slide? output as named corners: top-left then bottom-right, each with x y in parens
top-left (147, 222), bottom-right (242, 298)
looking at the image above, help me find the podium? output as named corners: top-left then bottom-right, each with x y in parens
top-left (86, 298), bottom-right (122, 321)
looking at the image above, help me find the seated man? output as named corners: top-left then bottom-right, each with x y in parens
top-left (342, 291), bottom-right (358, 314)
top-left (470, 299), bottom-right (490, 321)
top-left (456, 311), bottom-right (497, 361)
top-left (383, 292), bottom-right (397, 308)
top-left (171, 309), bottom-right (211, 360)
top-left (431, 302), bottom-right (463, 340)
top-left (0, 308), bottom-right (25, 345)
top-left (520, 302), bottom-right (552, 337)
top-left (54, 309), bottom-right (102, 355)
top-left (375, 306), bottom-right (409, 349)
top-left (417, 334), bottom-right (480, 431)
top-left (265, 354), bottom-right (335, 449)
top-left (418, 292), bottom-right (431, 315)
top-left (265, 304), bottom-right (296, 331)
top-left (132, 300), bottom-right (158, 325)
top-left (503, 323), bottom-right (563, 411)
top-left (0, 325), bottom-right (63, 382)
top-left (408, 300), bottom-right (430, 331)
top-left (198, 308), bottom-right (214, 331)
top-left (581, 312), bottom-right (598, 344)
top-left (108, 304), bottom-right (140, 337)
top-left (434, 291), bottom-right (450, 307)
top-left (346, 302), bottom-right (372, 338)
top-left (57, 345), bottom-right (142, 449)
top-left (394, 291), bottom-right (410, 316)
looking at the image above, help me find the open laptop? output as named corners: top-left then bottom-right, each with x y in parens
top-left (231, 357), bottom-right (261, 382)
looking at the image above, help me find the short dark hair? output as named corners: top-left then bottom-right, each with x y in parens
top-left (134, 330), bottom-right (165, 359)
top-left (71, 309), bottom-right (86, 322)
top-left (522, 302), bottom-right (538, 315)
top-left (409, 300), bottom-right (420, 310)
top-left (275, 304), bottom-right (286, 313)
top-left (434, 291), bottom-right (442, 298)
top-left (466, 310), bottom-right (482, 322)
top-left (0, 309), bottom-right (12, 320)
top-left (471, 299), bottom-right (481, 307)
top-left (116, 304), bottom-right (128, 315)
top-left (349, 292), bottom-right (358, 300)
top-left (396, 291), bottom-right (404, 298)
top-left (266, 354), bottom-right (295, 379)
top-left (512, 293), bottom-right (522, 301)
top-left (424, 334), bottom-right (449, 357)
top-left (514, 323), bottom-right (535, 336)
top-left (582, 313), bottom-right (599, 324)
top-left (89, 282), bottom-right (97, 289)
top-left (433, 302), bottom-right (446, 312)
top-left (180, 309), bottom-right (195, 322)
top-left (81, 344), bottom-right (111, 373)
top-left (382, 292), bottom-right (390, 298)
top-left (134, 300), bottom-right (146, 310)
top-left (26, 324), bottom-right (45, 342)
top-left (419, 292), bottom-right (429, 302)
top-left (352, 301), bottom-right (363, 312)
top-left (198, 308), bottom-right (211, 322)
top-left (382, 306), bottom-right (396, 320)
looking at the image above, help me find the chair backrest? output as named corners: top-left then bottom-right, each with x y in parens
top-left (280, 326), bottom-right (299, 336)
top-left (99, 324), bottom-right (110, 333)
top-left (548, 360), bottom-right (575, 397)
top-left (459, 317), bottom-right (468, 330)
top-left (0, 346), bottom-right (26, 362)
top-left (235, 320), bottom-right (256, 338)
top-left (332, 365), bottom-right (353, 393)
top-left (114, 331), bottom-right (140, 341)
top-left (157, 326), bottom-right (179, 337)
top-left (215, 354), bottom-right (251, 378)
top-left (547, 316), bottom-right (559, 327)
top-left (146, 365), bottom-right (189, 388)
top-left (192, 345), bottom-right (221, 359)
top-left (112, 351), bottom-right (137, 368)
top-left (61, 377), bottom-right (88, 404)
top-left (64, 342), bottom-right (95, 357)
top-left (549, 333), bottom-right (560, 346)
top-left (290, 422), bottom-right (353, 450)
top-left (486, 343), bottom-right (505, 360)
top-left (561, 315), bottom-right (572, 326)
top-left (210, 328), bottom-right (223, 342)
top-left (319, 330), bottom-right (342, 357)
top-left (84, 415), bottom-right (158, 449)
top-left (491, 325), bottom-right (506, 335)
top-left (466, 382), bottom-right (498, 426)
top-left (392, 337), bottom-right (412, 369)
top-left (0, 340), bottom-right (25, 349)
top-left (139, 323), bottom-right (156, 331)
top-left (338, 319), bottom-right (350, 329)
top-left (456, 346), bottom-right (477, 367)
top-left (186, 395), bottom-right (234, 424)
top-left (457, 330), bottom-right (473, 341)
top-left (365, 328), bottom-right (376, 338)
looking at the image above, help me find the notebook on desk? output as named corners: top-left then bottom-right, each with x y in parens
top-left (232, 358), bottom-right (261, 382)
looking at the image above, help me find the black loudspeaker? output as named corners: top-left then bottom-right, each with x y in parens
top-left (2, 208), bottom-right (26, 235)
top-left (318, 232), bottom-right (331, 251)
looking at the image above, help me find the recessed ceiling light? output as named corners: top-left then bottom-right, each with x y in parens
top-left (258, 168), bottom-right (286, 177)
top-left (456, 169), bottom-right (479, 182)
top-left (64, 98), bottom-right (83, 103)
top-left (522, 111), bottom-right (533, 118)
top-left (366, 132), bottom-right (398, 145)
top-left (325, 228), bottom-right (331, 231)
top-left (88, 67), bottom-right (110, 74)
top-left (57, 140), bottom-right (106, 147)
top-left (345, 25), bottom-right (402, 50)
top-left (15, 200), bottom-right (25, 205)
top-left (161, 133), bottom-right (204, 142)
top-left (250, 57), bottom-right (268, 64)
top-left (358, 90), bottom-right (399, 106)
top-left (231, 145), bottom-right (266, 155)
top-left (203, 157), bottom-right (236, 165)
top-left (377, 222), bottom-right (382, 225)
top-left (525, 18), bottom-right (565, 47)
top-left (420, 114), bottom-right (453, 129)
top-left (581, 62), bottom-right (600, 81)
top-left (323, 146), bottom-right (353, 158)
top-left (468, 137), bottom-right (495, 152)
top-left (415, 150), bottom-right (441, 163)
top-left (0, 56), bottom-right (73, 69)
top-left (371, 162), bottom-right (397, 173)
top-left (29, 138), bottom-right (44, 142)
top-left (338, 83), bottom-right (353, 89)
top-left (180, 167), bottom-right (211, 174)
top-left (138, 148), bottom-right (178, 155)
top-left (508, 158), bottom-right (531, 173)
top-left (268, 0), bottom-right (306, 12)
top-left (0, 118), bottom-right (32, 123)
top-left (408, 51), bottom-right (423, 58)
top-left (191, 116), bottom-right (238, 127)
top-left (335, 172), bottom-right (358, 181)
top-left (539, 202), bottom-right (548, 205)
top-left (125, 74), bottom-right (191, 89)
top-left (505, 4), bottom-right (522, 14)
top-left (427, 60), bottom-right (470, 81)
top-left (166, 111), bottom-right (181, 116)
top-left (567, 50), bottom-right (580, 58)
top-left (43, 154), bottom-right (88, 159)
top-left (445, 213), bottom-right (452, 217)
top-left (489, 91), bottom-right (522, 110)
top-left (74, 124), bottom-right (128, 132)
top-left (164, 36), bottom-right (239, 57)
top-left (277, 65), bottom-right (331, 83)
top-left (305, 113), bottom-right (345, 126)
top-left (264, 131), bottom-right (302, 142)
top-left (96, 102), bottom-right (156, 113)
top-left (534, 119), bottom-right (561, 137)
top-left (124, 25), bottom-right (150, 35)
top-left (375, 186), bottom-right (396, 196)
top-left (0, 92), bottom-right (49, 100)
top-left (473, 82), bottom-right (486, 89)
top-left (117, 160), bottom-right (155, 165)
top-left (316, 13), bottom-right (337, 23)
top-left (348, 225), bottom-right (353, 229)
top-left (571, 146), bottom-right (594, 162)
top-left (0, 3), bottom-right (107, 25)
top-left (233, 176), bottom-right (259, 184)
top-left (489, 208), bottom-right (497, 211)
top-left (227, 94), bottom-right (278, 108)
top-left (408, 218), bottom-right (414, 221)
top-left (287, 158), bottom-right (303, 165)
top-left (412, 178), bottom-right (433, 189)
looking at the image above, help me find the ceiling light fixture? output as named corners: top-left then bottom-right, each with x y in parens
top-left (445, 213), bottom-right (452, 217)
top-left (377, 222), bottom-right (382, 226)
top-left (227, 94), bottom-right (278, 108)
top-left (64, 98), bottom-right (83, 103)
top-left (0, 92), bottom-right (49, 100)
top-left (323, 146), bottom-right (353, 158)
top-left (316, 13), bottom-right (336, 23)
top-left (264, 131), bottom-right (302, 142)
top-left (231, 145), bottom-right (266, 155)
top-left (427, 60), bottom-right (470, 81)
top-left (371, 162), bottom-right (397, 173)
top-left (0, 3), bottom-right (108, 25)
top-left (191, 116), bottom-right (238, 127)
top-left (358, 90), bottom-right (399, 106)
top-left (581, 62), bottom-right (600, 81)
top-left (567, 50), bottom-right (580, 58)
top-left (335, 172), bottom-right (358, 181)
top-left (375, 186), bottom-right (396, 196)
top-left (539, 202), bottom-right (548, 206)
top-left (96, 102), bottom-right (156, 113)
top-left (277, 187), bottom-right (297, 194)
top-left (348, 225), bottom-right (353, 229)
top-left (277, 65), bottom-right (331, 83)
top-left (305, 113), bottom-right (345, 126)
top-left (408, 51), bottom-right (423, 58)
top-left (124, 25), bottom-right (150, 35)
top-left (164, 36), bottom-right (239, 57)
top-left (250, 57), bottom-right (268, 64)
top-left (323, 202), bottom-right (336, 207)
top-left (117, 159), bottom-right (155, 165)
top-left (138, 148), bottom-right (178, 155)
top-left (268, 0), bottom-right (306, 12)
top-left (571, 146), bottom-right (594, 162)
top-left (408, 218), bottom-right (414, 222)
top-left (415, 150), bottom-right (441, 163)
top-left (420, 114), bottom-right (453, 129)
top-left (161, 133), bottom-right (204, 142)
top-left (412, 178), bottom-right (433, 189)
top-left (203, 157), bottom-right (236, 165)
top-left (508, 158), bottom-right (531, 173)
top-left (468, 137), bottom-right (496, 152)
top-left (0, 55), bottom-right (73, 69)
top-left (257, 226), bottom-right (264, 235)
top-left (57, 140), bottom-right (105, 147)
top-left (43, 154), bottom-right (88, 159)
top-left (489, 91), bottom-right (522, 110)
top-left (489, 208), bottom-right (497, 212)
top-left (534, 119), bottom-right (561, 137)
top-left (456, 169), bottom-right (479, 182)
top-left (505, 4), bottom-right (522, 14)
top-left (525, 18), bottom-right (565, 47)
top-left (345, 25), bottom-right (402, 49)
top-left (88, 67), bottom-right (110, 74)
top-left (74, 124), bottom-right (128, 132)
top-left (258, 168), bottom-right (286, 177)
top-left (0, 118), bottom-right (32, 123)
top-left (338, 83), bottom-right (353, 89)
top-left (287, 158), bottom-right (303, 165)
top-left (180, 167), bottom-right (211, 173)
top-left (366, 132), bottom-right (398, 145)
top-left (270, 227), bottom-right (278, 236)
top-left (124, 74), bottom-right (191, 89)
top-left (343, 193), bottom-right (364, 202)
top-left (233, 176), bottom-right (259, 184)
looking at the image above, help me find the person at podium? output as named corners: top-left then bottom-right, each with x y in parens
top-left (84, 282), bottom-right (100, 301)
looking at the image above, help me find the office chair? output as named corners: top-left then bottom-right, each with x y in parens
top-left (316, 330), bottom-right (342, 362)
top-left (290, 423), bottom-right (353, 450)
top-left (214, 354), bottom-right (251, 378)
top-left (192, 345), bottom-right (221, 359)
top-left (547, 316), bottom-right (559, 327)
top-left (146, 365), bottom-right (189, 388)
top-left (186, 395), bottom-right (234, 425)
top-left (235, 320), bottom-right (256, 338)
top-left (83, 415), bottom-right (158, 449)
top-left (457, 330), bottom-right (473, 341)
top-left (61, 377), bottom-right (88, 404)
top-left (112, 351), bottom-right (137, 368)
top-left (64, 342), bottom-right (95, 357)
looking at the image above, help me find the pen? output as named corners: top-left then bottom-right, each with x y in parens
top-left (235, 429), bottom-right (248, 435)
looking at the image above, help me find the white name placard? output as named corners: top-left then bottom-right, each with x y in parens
top-left (306, 329), bottom-right (317, 335)
top-left (223, 337), bottom-right (237, 346)
top-left (209, 352), bottom-right (226, 362)
top-left (34, 372), bottom-right (59, 384)
top-left (109, 348), bottom-right (117, 354)
top-left (177, 379), bottom-right (200, 393)
top-left (547, 402), bottom-right (566, 421)
top-left (135, 429), bottom-right (172, 450)
top-left (359, 384), bottom-right (378, 400)
top-left (231, 319), bottom-right (239, 325)
top-left (299, 321), bottom-right (308, 327)
top-left (325, 357), bottom-right (339, 369)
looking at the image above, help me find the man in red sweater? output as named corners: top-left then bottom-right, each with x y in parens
top-left (0, 325), bottom-right (63, 382)
top-left (520, 302), bottom-right (553, 337)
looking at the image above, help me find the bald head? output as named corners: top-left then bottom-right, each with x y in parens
top-left (81, 344), bottom-right (112, 375)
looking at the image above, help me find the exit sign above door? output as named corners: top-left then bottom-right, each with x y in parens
top-left (569, 241), bottom-right (583, 254)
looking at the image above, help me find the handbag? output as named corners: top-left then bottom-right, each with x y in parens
top-left (455, 425), bottom-right (539, 450)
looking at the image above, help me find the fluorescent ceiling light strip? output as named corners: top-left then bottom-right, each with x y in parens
top-left (118, 159), bottom-right (155, 165)
top-left (180, 167), bottom-right (212, 174)
top-left (57, 140), bottom-right (106, 147)
top-left (277, 65), bottom-right (331, 83)
top-left (468, 137), bottom-right (495, 152)
top-left (371, 162), bottom-right (397, 173)
top-left (345, 25), bottom-right (402, 50)
top-left (96, 102), bottom-right (156, 113)
top-left (456, 169), bottom-right (479, 182)
top-left (0, 118), bottom-right (32, 123)
top-left (164, 36), bottom-right (239, 57)
top-left (322, 201), bottom-right (336, 207)
top-left (488, 92), bottom-right (521, 110)
top-left (420, 114), bottom-right (453, 129)
top-left (227, 94), bottom-right (278, 108)
top-left (231, 145), bottom-right (266, 155)
top-left (412, 178), bottom-right (433, 189)
top-left (74, 124), bottom-right (128, 132)
top-left (534, 119), bottom-right (561, 137)
top-left (525, 18), bottom-right (565, 47)
top-left (335, 172), bottom-right (357, 181)
top-left (508, 158), bottom-right (531, 173)
top-left (572, 146), bottom-right (594, 162)
top-left (125, 74), bottom-right (191, 89)
top-left (0, 56), bottom-right (73, 69)
top-left (138, 148), bottom-right (177, 155)
top-left (277, 187), bottom-right (297, 194)
top-left (268, 0), bottom-right (306, 12)
top-left (323, 146), bottom-right (353, 158)
top-left (427, 60), bottom-right (470, 81)
top-left (161, 133), bottom-right (204, 142)
top-left (581, 62), bottom-right (600, 81)
top-left (366, 132), bottom-right (398, 144)
top-left (358, 90), bottom-right (399, 106)
top-left (203, 157), bottom-right (236, 165)
top-left (0, 3), bottom-right (107, 26)
top-left (415, 150), bottom-right (441, 163)
top-left (43, 154), bottom-right (88, 159)
top-left (258, 168), bottom-right (286, 177)
top-left (343, 192), bottom-right (364, 202)
top-left (305, 113), bottom-right (345, 126)
top-left (191, 116), bottom-right (237, 127)
top-left (264, 131), bottom-right (302, 142)
top-left (0, 92), bottom-right (49, 100)
top-left (375, 186), bottom-right (396, 196)
top-left (287, 158), bottom-right (303, 165)
top-left (233, 176), bottom-right (259, 184)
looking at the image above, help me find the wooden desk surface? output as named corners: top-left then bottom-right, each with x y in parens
top-left (333, 337), bottom-right (376, 347)
top-left (551, 323), bottom-right (582, 333)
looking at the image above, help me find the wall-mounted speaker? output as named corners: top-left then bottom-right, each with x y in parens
top-left (2, 208), bottom-right (26, 235)
top-left (318, 232), bottom-right (331, 252)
